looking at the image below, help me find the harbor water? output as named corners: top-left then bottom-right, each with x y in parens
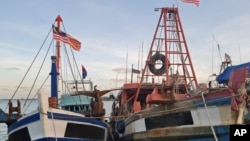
top-left (0, 99), bottom-right (113, 141)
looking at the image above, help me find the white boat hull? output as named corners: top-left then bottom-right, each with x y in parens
top-left (8, 93), bottom-right (108, 141)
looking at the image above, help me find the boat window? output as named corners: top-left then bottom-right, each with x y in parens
top-left (80, 105), bottom-right (85, 110)
top-left (75, 106), bottom-right (79, 111)
top-left (8, 127), bottom-right (31, 141)
top-left (65, 123), bottom-right (105, 140)
top-left (145, 111), bottom-right (193, 130)
top-left (69, 106), bottom-right (74, 111)
top-left (64, 106), bottom-right (69, 110)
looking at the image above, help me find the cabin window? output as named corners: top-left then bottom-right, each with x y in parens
top-left (69, 106), bottom-right (74, 111)
top-left (75, 106), bottom-right (79, 111)
top-left (79, 105), bottom-right (83, 110)
top-left (64, 106), bottom-right (69, 110)
top-left (145, 111), bottom-right (193, 130)
top-left (8, 127), bottom-right (31, 141)
top-left (65, 123), bottom-right (105, 140)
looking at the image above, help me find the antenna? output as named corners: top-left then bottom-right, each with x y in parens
top-left (125, 46), bottom-right (128, 83)
top-left (212, 34), bottom-right (222, 62)
top-left (239, 44), bottom-right (242, 63)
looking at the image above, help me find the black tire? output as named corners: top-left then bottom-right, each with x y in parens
top-left (148, 53), bottom-right (166, 75)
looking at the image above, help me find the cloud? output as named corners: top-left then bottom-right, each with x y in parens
top-left (112, 67), bottom-right (127, 73)
top-left (5, 67), bottom-right (21, 71)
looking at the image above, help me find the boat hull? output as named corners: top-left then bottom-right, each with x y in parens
top-left (8, 93), bottom-right (108, 141)
top-left (119, 105), bottom-right (242, 141)
top-left (120, 125), bottom-right (230, 141)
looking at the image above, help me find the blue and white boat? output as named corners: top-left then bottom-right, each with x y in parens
top-left (7, 15), bottom-right (109, 141)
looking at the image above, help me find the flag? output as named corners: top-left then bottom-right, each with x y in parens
top-left (132, 68), bottom-right (140, 74)
top-left (225, 53), bottom-right (232, 63)
top-left (181, 0), bottom-right (200, 7)
top-left (82, 65), bottom-right (87, 79)
top-left (52, 25), bottom-right (81, 51)
top-left (52, 25), bottom-right (68, 43)
top-left (67, 34), bottom-right (81, 51)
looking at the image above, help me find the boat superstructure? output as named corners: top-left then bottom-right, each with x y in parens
top-left (109, 7), bottom-right (249, 141)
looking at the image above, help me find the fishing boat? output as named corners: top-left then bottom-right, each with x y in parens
top-left (109, 7), bottom-right (250, 141)
top-left (5, 15), bottom-right (110, 141)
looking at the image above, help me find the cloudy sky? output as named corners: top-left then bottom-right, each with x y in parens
top-left (0, 0), bottom-right (250, 99)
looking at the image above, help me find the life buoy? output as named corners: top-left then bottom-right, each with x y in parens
top-left (149, 53), bottom-right (166, 75)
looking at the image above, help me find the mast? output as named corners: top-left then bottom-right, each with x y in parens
top-left (55, 15), bottom-right (62, 76)
top-left (54, 15), bottom-right (62, 98)
top-left (50, 56), bottom-right (59, 98)
top-left (48, 15), bottom-right (62, 108)
top-left (132, 7), bottom-right (198, 112)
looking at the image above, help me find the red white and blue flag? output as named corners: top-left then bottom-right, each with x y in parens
top-left (82, 65), bottom-right (87, 79)
top-left (52, 25), bottom-right (81, 51)
top-left (181, 0), bottom-right (200, 7)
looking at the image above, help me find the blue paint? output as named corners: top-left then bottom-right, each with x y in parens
top-left (47, 112), bottom-right (107, 128)
top-left (194, 96), bottom-right (231, 107)
top-left (35, 137), bottom-right (96, 141)
top-left (8, 112), bottom-right (40, 133)
top-left (50, 56), bottom-right (59, 98)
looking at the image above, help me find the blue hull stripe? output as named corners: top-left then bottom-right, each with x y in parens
top-left (8, 112), bottom-right (40, 133)
top-left (35, 137), bottom-right (97, 141)
top-left (194, 96), bottom-right (231, 107)
top-left (47, 112), bottom-right (107, 128)
top-left (8, 110), bottom-right (107, 136)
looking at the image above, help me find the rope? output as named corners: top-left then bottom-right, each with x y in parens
top-left (50, 108), bottom-right (58, 141)
top-left (61, 44), bottom-right (83, 107)
top-left (5, 25), bottom-right (54, 111)
top-left (23, 39), bottom-right (53, 108)
top-left (201, 92), bottom-right (218, 141)
top-left (109, 92), bottom-right (246, 120)
top-left (16, 88), bottom-right (247, 121)
top-left (23, 74), bottom-right (50, 114)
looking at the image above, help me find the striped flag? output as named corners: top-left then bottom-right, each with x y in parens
top-left (67, 34), bottom-right (81, 51)
top-left (52, 25), bottom-right (81, 51)
top-left (181, 0), bottom-right (200, 7)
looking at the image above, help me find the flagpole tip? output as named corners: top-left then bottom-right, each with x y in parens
top-left (56, 15), bottom-right (63, 22)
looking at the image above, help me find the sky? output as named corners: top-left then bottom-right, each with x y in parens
top-left (0, 0), bottom-right (250, 99)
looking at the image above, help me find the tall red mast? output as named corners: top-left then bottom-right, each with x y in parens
top-left (48, 15), bottom-right (63, 108)
top-left (132, 7), bottom-right (198, 111)
top-left (55, 15), bottom-right (63, 74)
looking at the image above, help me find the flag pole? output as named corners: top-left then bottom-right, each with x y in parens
top-left (131, 64), bottom-right (133, 83)
top-left (125, 46), bottom-right (128, 83)
top-left (55, 15), bottom-right (62, 74)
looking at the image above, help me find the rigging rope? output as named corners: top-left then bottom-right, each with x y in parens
top-left (50, 108), bottom-right (58, 141)
top-left (23, 39), bottom-right (53, 108)
top-left (201, 92), bottom-right (218, 141)
top-left (5, 26), bottom-right (54, 111)
top-left (110, 92), bottom-right (245, 120)
top-left (23, 74), bottom-right (50, 114)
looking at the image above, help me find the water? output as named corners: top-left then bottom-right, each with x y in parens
top-left (0, 123), bottom-right (7, 141)
top-left (0, 99), bottom-right (113, 141)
